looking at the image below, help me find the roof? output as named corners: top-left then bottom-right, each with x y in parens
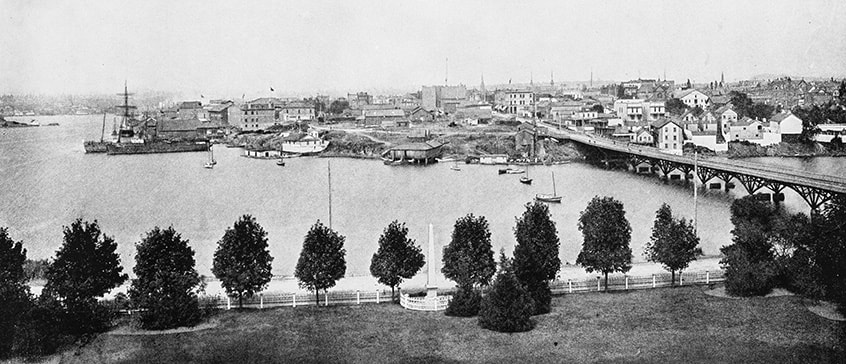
top-left (158, 118), bottom-right (204, 132)
top-left (654, 118), bottom-right (682, 129)
top-left (392, 140), bottom-right (443, 151)
top-left (179, 101), bottom-right (202, 109)
top-left (364, 108), bottom-right (405, 118)
top-left (207, 104), bottom-right (232, 112)
top-left (769, 111), bottom-right (798, 123)
top-left (734, 117), bottom-right (760, 127)
top-left (714, 104), bottom-right (735, 115)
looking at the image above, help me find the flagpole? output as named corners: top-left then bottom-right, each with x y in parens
top-left (693, 149), bottom-right (698, 234)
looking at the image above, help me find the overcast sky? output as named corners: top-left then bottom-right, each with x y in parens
top-left (2, 0), bottom-right (845, 98)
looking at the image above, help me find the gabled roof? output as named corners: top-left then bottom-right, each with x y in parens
top-left (654, 117), bottom-right (682, 129)
top-left (715, 104), bottom-right (735, 115)
top-left (734, 117), bottom-right (760, 127)
top-left (769, 111), bottom-right (799, 123)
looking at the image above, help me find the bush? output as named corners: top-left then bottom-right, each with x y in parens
top-left (722, 246), bottom-right (776, 297)
top-left (478, 255), bottom-right (535, 333)
top-left (12, 296), bottom-right (69, 358)
top-left (776, 249), bottom-right (825, 298)
top-left (445, 287), bottom-right (482, 317)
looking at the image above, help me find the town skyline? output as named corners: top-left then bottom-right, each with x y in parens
top-left (2, 0), bottom-right (845, 98)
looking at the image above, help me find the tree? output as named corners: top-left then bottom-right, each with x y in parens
top-left (212, 215), bottom-right (274, 309)
top-left (643, 204), bottom-right (703, 286)
top-left (442, 214), bottom-right (496, 290)
top-left (130, 226), bottom-right (203, 330)
top-left (577, 196), bottom-right (632, 291)
top-left (838, 80), bottom-right (846, 106)
top-left (43, 219), bottom-right (127, 335)
top-left (665, 98), bottom-right (688, 115)
top-left (295, 220), bottom-right (346, 305)
top-left (442, 214), bottom-right (496, 316)
top-left (0, 228), bottom-right (30, 358)
top-left (590, 104), bottom-right (604, 114)
top-left (478, 251), bottom-right (535, 333)
top-left (811, 195), bottom-right (846, 315)
top-left (328, 100), bottom-right (349, 115)
top-left (513, 202), bottom-right (560, 315)
top-left (729, 91), bottom-right (754, 118)
top-left (749, 103), bottom-right (775, 121)
top-left (719, 196), bottom-right (778, 296)
top-left (370, 221), bottom-right (425, 302)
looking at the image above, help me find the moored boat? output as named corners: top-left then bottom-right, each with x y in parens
top-left (535, 172), bottom-right (562, 203)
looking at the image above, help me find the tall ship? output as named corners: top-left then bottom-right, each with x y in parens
top-left (83, 83), bottom-right (209, 155)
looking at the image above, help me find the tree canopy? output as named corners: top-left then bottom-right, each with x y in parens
top-left (576, 196), bottom-right (632, 291)
top-left (130, 226), bottom-right (203, 329)
top-left (643, 204), bottom-right (702, 285)
top-left (441, 214), bottom-right (496, 290)
top-left (665, 98), bottom-right (688, 115)
top-left (328, 100), bottom-right (350, 115)
top-left (478, 251), bottom-right (535, 333)
top-left (0, 228), bottom-right (30, 358)
top-left (513, 202), bottom-right (560, 315)
top-left (370, 221), bottom-right (425, 302)
top-left (295, 220), bottom-right (347, 305)
top-left (212, 215), bottom-right (274, 308)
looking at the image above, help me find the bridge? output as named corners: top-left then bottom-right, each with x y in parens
top-left (536, 126), bottom-right (846, 211)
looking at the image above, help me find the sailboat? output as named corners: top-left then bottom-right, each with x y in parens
top-left (83, 112), bottom-right (110, 153)
top-left (535, 171), bottom-right (561, 203)
top-left (203, 143), bottom-right (215, 169)
top-left (520, 165), bottom-right (532, 184)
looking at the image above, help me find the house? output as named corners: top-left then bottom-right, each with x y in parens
top-left (655, 119), bottom-right (684, 155)
top-left (728, 117), bottom-right (763, 141)
top-left (503, 89), bottom-right (535, 115)
top-left (422, 85), bottom-right (467, 113)
top-left (408, 106), bottom-right (434, 122)
top-left (388, 140), bottom-right (444, 164)
top-left (454, 103), bottom-right (493, 124)
top-left (207, 102), bottom-right (236, 125)
top-left (613, 99), bottom-right (665, 123)
top-left (688, 130), bottom-right (727, 152)
top-left (514, 124), bottom-right (537, 152)
top-left (634, 128), bottom-right (654, 145)
top-left (676, 89), bottom-right (710, 109)
top-left (715, 104), bottom-right (738, 140)
top-left (769, 111), bottom-right (803, 143)
top-left (360, 108), bottom-right (406, 127)
top-left (279, 101), bottom-right (315, 122)
top-left (479, 154), bottom-right (508, 165)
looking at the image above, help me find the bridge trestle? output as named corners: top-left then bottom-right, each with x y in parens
top-left (789, 185), bottom-right (835, 212)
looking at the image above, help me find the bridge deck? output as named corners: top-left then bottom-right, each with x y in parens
top-left (538, 127), bottom-right (846, 195)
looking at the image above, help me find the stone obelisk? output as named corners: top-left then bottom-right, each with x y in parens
top-left (426, 224), bottom-right (438, 298)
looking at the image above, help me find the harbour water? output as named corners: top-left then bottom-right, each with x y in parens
top-left (0, 115), bottom-right (836, 283)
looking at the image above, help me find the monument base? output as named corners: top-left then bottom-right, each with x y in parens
top-left (426, 285), bottom-right (438, 298)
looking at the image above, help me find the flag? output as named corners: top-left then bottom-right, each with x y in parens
top-left (270, 87), bottom-right (275, 92)
top-left (508, 79), bottom-right (511, 84)
top-left (242, 93), bottom-right (245, 99)
top-left (201, 94), bottom-right (205, 98)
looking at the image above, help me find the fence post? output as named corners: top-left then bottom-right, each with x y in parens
top-left (652, 274), bottom-right (656, 288)
top-left (260, 293), bottom-right (264, 309)
top-left (680, 271), bottom-right (683, 286)
top-left (568, 279), bottom-right (572, 294)
top-left (356, 290), bottom-right (361, 305)
top-left (227, 296), bottom-right (231, 310)
top-left (596, 277), bottom-right (601, 292)
top-left (293, 294), bottom-right (296, 308)
top-left (706, 271), bottom-right (710, 285)
top-left (376, 290), bottom-right (380, 304)
top-left (625, 276), bottom-right (629, 290)
top-left (325, 291), bottom-right (329, 306)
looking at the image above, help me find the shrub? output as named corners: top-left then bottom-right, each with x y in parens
top-left (445, 287), bottom-right (482, 317)
top-left (721, 246), bottom-right (776, 297)
top-left (478, 254), bottom-right (535, 333)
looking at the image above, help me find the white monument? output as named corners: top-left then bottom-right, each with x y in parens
top-left (426, 223), bottom-right (438, 298)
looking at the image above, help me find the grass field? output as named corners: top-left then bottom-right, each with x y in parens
top-left (57, 285), bottom-right (844, 363)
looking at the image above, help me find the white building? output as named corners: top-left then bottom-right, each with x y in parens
top-left (676, 89), bottom-right (710, 109)
top-left (656, 119), bottom-right (684, 155)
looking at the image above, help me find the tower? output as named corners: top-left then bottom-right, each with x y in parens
top-left (480, 74), bottom-right (486, 101)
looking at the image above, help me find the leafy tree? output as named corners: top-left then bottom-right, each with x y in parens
top-left (577, 196), bottom-right (633, 291)
top-left (22, 259), bottom-right (49, 281)
top-left (442, 214), bottom-right (496, 290)
top-left (749, 103), bottom-right (775, 121)
top-left (838, 80), bottom-right (846, 106)
top-left (445, 286), bottom-right (483, 317)
top-left (130, 226), bottom-right (203, 330)
top-left (811, 196), bottom-right (846, 315)
top-left (0, 228), bottom-right (30, 358)
top-left (721, 244), bottom-right (777, 297)
top-left (212, 215), bottom-right (274, 309)
top-left (478, 251), bottom-right (535, 333)
top-left (43, 219), bottom-right (127, 335)
top-left (590, 104), bottom-right (604, 114)
top-left (370, 221), bottom-right (425, 302)
top-left (720, 196), bottom-right (779, 296)
top-left (729, 91), bottom-right (753, 118)
top-left (643, 204), bottom-right (702, 286)
top-left (328, 100), bottom-right (350, 115)
top-left (295, 220), bottom-right (347, 305)
top-left (513, 202), bottom-right (560, 315)
top-left (665, 98), bottom-right (688, 115)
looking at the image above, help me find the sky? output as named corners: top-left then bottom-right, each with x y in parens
top-left (1, 0), bottom-right (845, 98)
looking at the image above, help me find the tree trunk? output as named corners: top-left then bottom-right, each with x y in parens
top-left (391, 286), bottom-right (396, 303)
top-left (315, 289), bottom-right (320, 307)
top-left (671, 270), bottom-right (676, 287)
top-left (604, 272), bottom-right (609, 292)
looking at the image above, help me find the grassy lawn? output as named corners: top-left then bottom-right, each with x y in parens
top-left (60, 286), bottom-right (844, 363)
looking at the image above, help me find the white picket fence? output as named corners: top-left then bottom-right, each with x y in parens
top-left (399, 293), bottom-right (452, 311)
top-left (204, 269), bottom-right (726, 310)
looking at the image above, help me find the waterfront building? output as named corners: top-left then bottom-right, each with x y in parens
top-left (728, 117), bottom-right (763, 142)
top-left (656, 118), bottom-right (684, 155)
top-left (387, 140), bottom-right (444, 164)
top-left (421, 85), bottom-right (467, 114)
top-left (687, 130), bottom-right (727, 152)
top-left (634, 128), bottom-right (654, 145)
top-left (241, 98), bottom-right (279, 131)
top-left (360, 107), bottom-right (406, 127)
top-left (769, 111), bottom-right (803, 143)
top-left (156, 118), bottom-right (204, 140)
top-left (207, 101), bottom-right (237, 125)
top-left (279, 101), bottom-right (315, 122)
top-left (479, 154), bottom-right (508, 165)
top-left (816, 124), bottom-right (846, 143)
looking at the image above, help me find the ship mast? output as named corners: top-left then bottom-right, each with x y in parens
top-left (115, 81), bottom-right (136, 143)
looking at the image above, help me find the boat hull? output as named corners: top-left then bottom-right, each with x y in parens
top-left (281, 142), bottom-right (329, 156)
top-left (106, 141), bottom-right (209, 155)
top-left (83, 141), bottom-right (109, 153)
top-left (535, 194), bottom-right (561, 203)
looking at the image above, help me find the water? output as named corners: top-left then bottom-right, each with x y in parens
top-left (2, 115), bottom-right (836, 280)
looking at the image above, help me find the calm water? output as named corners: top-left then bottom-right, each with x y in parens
top-left (1, 115), bottom-right (836, 278)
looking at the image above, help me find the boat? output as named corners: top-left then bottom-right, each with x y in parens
top-left (84, 113), bottom-right (110, 153)
top-left (520, 165), bottom-right (533, 184)
top-left (276, 159), bottom-right (285, 166)
top-left (535, 172), bottom-right (562, 203)
top-left (281, 130), bottom-right (329, 156)
top-left (46, 122), bottom-right (59, 126)
top-left (281, 153), bottom-right (302, 158)
top-left (498, 167), bottom-right (525, 174)
top-left (450, 161), bottom-right (461, 171)
top-left (203, 144), bottom-right (215, 169)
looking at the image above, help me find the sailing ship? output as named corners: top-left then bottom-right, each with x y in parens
top-left (83, 113), bottom-right (109, 153)
top-left (535, 171), bottom-right (562, 203)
